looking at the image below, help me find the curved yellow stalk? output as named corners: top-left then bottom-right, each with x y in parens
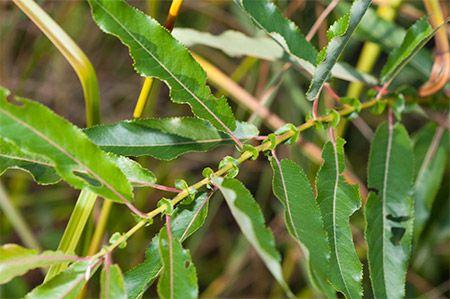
top-left (13, 0), bottom-right (100, 127)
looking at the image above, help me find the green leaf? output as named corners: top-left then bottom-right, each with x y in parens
top-left (0, 137), bottom-right (60, 185)
top-left (270, 159), bottom-right (335, 297)
top-left (157, 227), bottom-right (198, 299)
top-left (172, 28), bottom-right (378, 85)
top-left (101, 264), bottom-right (127, 299)
top-left (124, 192), bottom-right (209, 299)
top-left (338, 3), bottom-right (432, 79)
top-left (0, 139), bottom-right (156, 188)
top-left (25, 260), bottom-right (101, 299)
top-left (366, 122), bottom-right (414, 298)
top-left (0, 244), bottom-right (80, 284)
top-left (316, 138), bottom-right (363, 298)
top-left (380, 16), bottom-right (446, 84)
top-left (413, 123), bottom-right (449, 241)
top-left (88, 0), bottom-right (236, 135)
top-left (339, 97), bottom-right (361, 113)
top-left (306, 0), bottom-right (372, 101)
top-left (0, 87), bottom-right (134, 205)
top-left (211, 177), bottom-right (294, 298)
top-left (85, 118), bottom-right (258, 160)
top-left (236, 0), bottom-right (317, 66)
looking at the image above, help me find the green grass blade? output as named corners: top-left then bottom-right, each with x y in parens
top-left (87, 0), bottom-right (237, 136)
top-left (366, 122), bottom-right (414, 298)
top-left (45, 189), bottom-right (97, 282)
top-left (12, 0), bottom-right (100, 127)
top-left (316, 138), bottom-right (363, 298)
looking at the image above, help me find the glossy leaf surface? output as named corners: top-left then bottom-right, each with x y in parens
top-left (413, 124), bottom-right (449, 240)
top-left (0, 244), bottom-right (80, 284)
top-left (316, 138), bottom-right (362, 298)
top-left (157, 227), bottom-right (198, 299)
top-left (124, 193), bottom-right (209, 299)
top-left (0, 87), bottom-right (134, 204)
top-left (366, 122), bottom-right (414, 298)
top-left (212, 177), bottom-right (294, 298)
top-left (88, 0), bottom-right (237, 135)
top-left (85, 117), bottom-right (258, 160)
top-left (306, 0), bottom-right (371, 101)
top-left (101, 264), bottom-right (127, 299)
top-left (271, 158), bottom-right (334, 297)
top-left (380, 16), bottom-right (440, 84)
top-left (25, 260), bottom-right (101, 299)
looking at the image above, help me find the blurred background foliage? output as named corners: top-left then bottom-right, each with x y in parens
top-left (0, 0), bottom-right (448, 297)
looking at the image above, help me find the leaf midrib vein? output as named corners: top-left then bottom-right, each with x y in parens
top-left (92, 0), bottom-right (235, 138)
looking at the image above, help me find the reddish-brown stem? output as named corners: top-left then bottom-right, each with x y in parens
top-left (324, 84), bottom-right (341, 101)
top-left (313, 97), bottom-right (319, 119)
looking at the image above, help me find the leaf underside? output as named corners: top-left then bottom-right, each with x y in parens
top-left (212, 177), bottom-right (294, 298)
top-left (100, 264), bottom-right (127, 299)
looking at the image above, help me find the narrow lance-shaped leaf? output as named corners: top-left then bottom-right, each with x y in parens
top-left (0, 244), bottom-right (83, 284)
top-left (157, 226), bottom-right (198, 299)
top-left (412, 123), bottom-right (449, 241)
top-left (271, 158), bottom-right (335, 297)
top-left (316, 138), bottom-right (363, 298)
top-left (236, 0), bottom-right (317, 69)
top-left (306, 0), bottom-right (372, 101)
top-left (0, 137), bottom-right (61, 185)
top-left (25, 260), bottom-right (101, 299)
top-left (88, 0), bottom-right (237, 136)
top-left (380, 16), bottom-right (449, 84)
top-left (336, 3), bottom-right (432, 79)
top-left (366, 122), bottom-right (414, 299)
top-left (0, 138), bottom-right (156, 187)
top-left (0, 87), bottom-right (134, 205)
top-left (212, 177), bottom-right (294, 298)
top-left (172, 28), bottom-right (378, 85)
top-left (101, 264), bottom-right (127, 299)
top-left (84, 118), bottom-right (258, 160)
top-left (124, 192), bottom-right (210, 299)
